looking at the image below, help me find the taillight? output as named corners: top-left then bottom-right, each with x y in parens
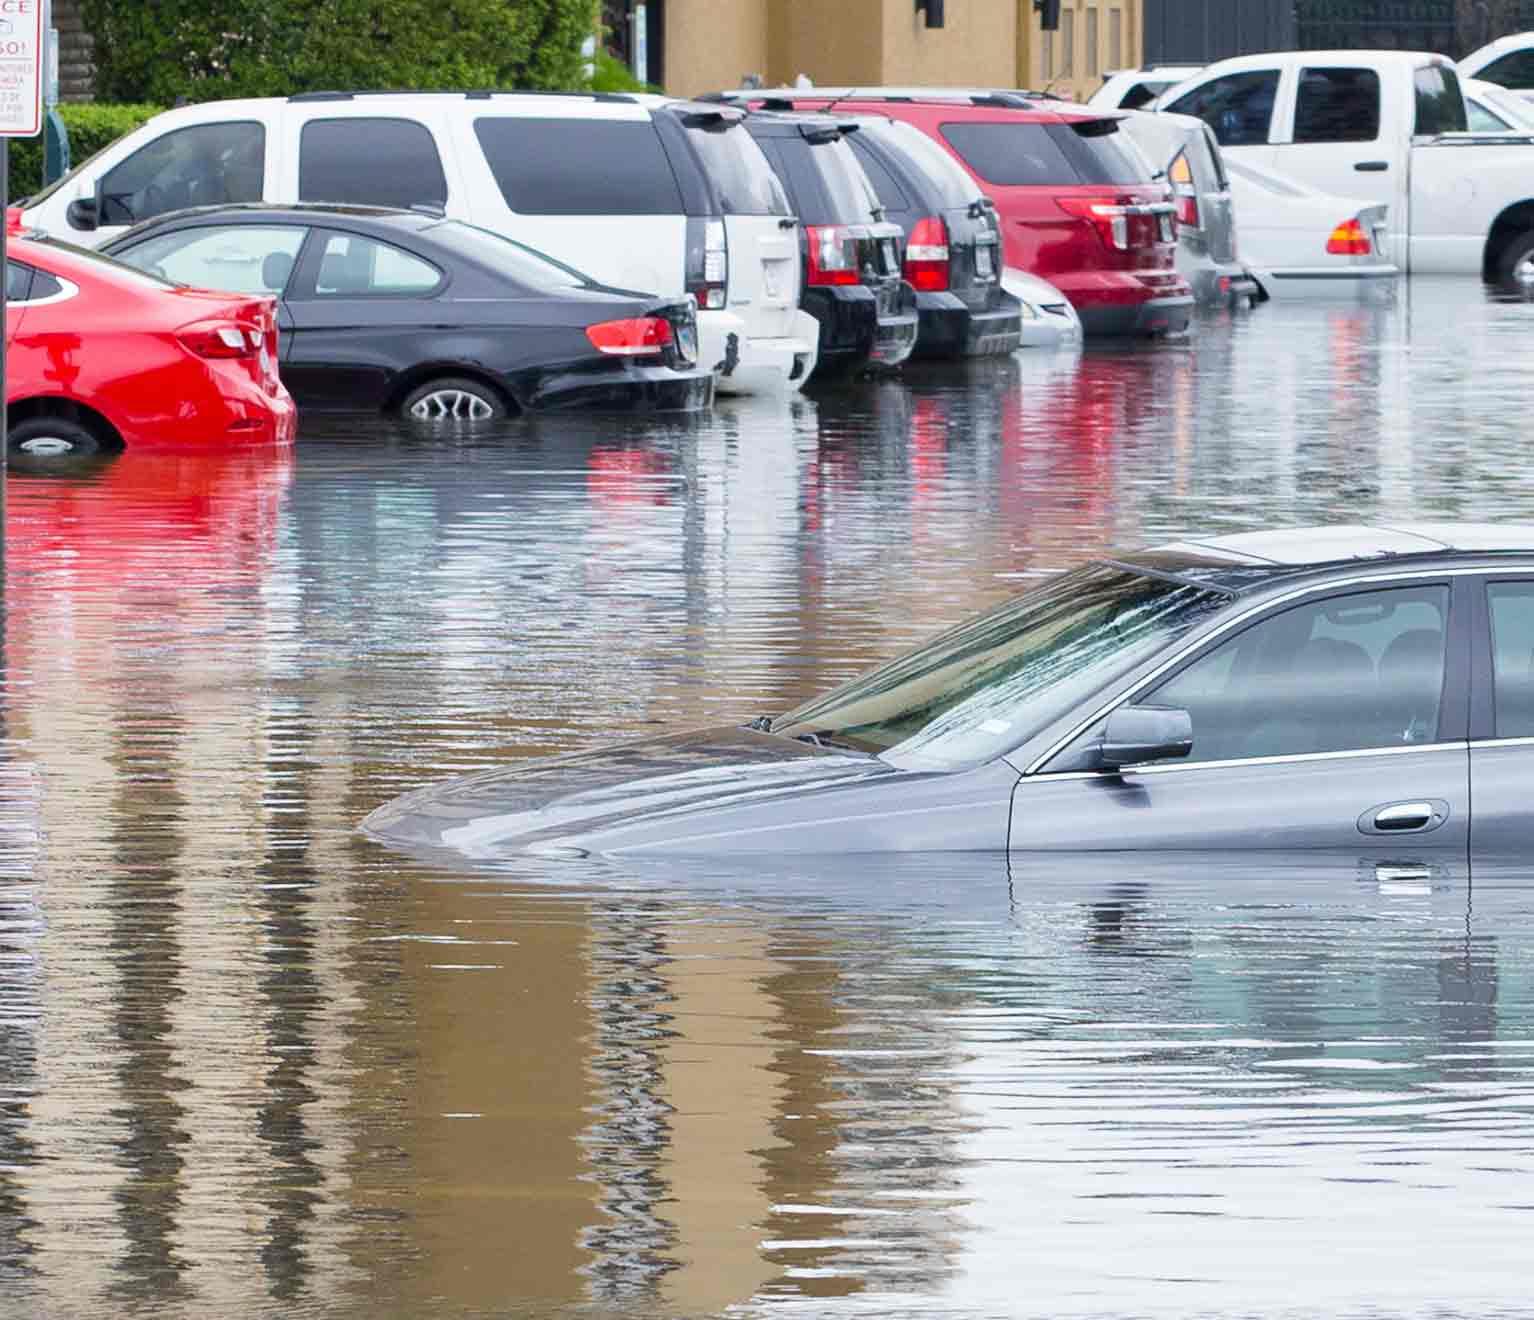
top-left (178, 320), bottom-right (263, 359)
top-left (805, 224), bottom-right (861, 286)
top-left (1169, 152), bottom-right (1199, 230)
top-left (685, 217), bottom-right (728, 310)
top-left (1326, 217), bottom-right (1371, 256)
top-left (904, 215), bottom-right (951, 292)
top-left (1056, 196), bottom-right (1132, 251)
top-left (586, 316), bottom-right (675, 355)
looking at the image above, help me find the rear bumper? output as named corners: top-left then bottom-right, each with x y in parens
top-left (802, 285), bottom-right (918, 374)
top-left (701, 309), bottom-right (819, 396)
top-left (1052, 268), bottom-right (1194, 338)
top-left (913, 290), bottom-right (1025, 358)
top-left (1184, 259), bottom-right (1260, 308)
top-left (526, 362), bottom-right (715, 413)
top-left (1248, 263), bottom-right (1401, 302)
top-left (1077, 293), bottom-right (1194, 338)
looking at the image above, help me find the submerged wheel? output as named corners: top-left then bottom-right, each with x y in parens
top-left (8, 416), bottom-right (102, 459)
top-left (400, 377), bottom-right (506, 424)
top-left (1495, 228), bottom-right (1534, 287)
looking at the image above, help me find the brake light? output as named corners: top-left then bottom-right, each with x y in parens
top-left (586, 316), bottom-right (675, 355)
top-left (805, 224), bottom-right (861, 286)
top-left (902, 215), bottom-right (950, 292)
top-left (178, 320), bottom-right (262, 359)
top-left (1169, 152), bottom-right (1199, 229)
top-left (685, 218), bottom-right (728, 310)
top-left (1056, 195), bottom-right (1132, 251)
top-left (1326, 217), bottom-right (1372, 256)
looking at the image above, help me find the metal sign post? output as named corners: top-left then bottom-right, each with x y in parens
top-left (0, 0), bottom-right (48, 617)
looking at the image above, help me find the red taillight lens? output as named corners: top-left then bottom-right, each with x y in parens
top-left (806, 224), bottom-right (860, 286)
top-left (1326, 218), bottom-right (1371, 256)
top-left (586, 316), bottom-right (675, 356)
top-left (1056, 195), bottom-right (1132, 251)
top-left (904, 215), bottom-right (950, 292)
top-left (178, 320), bottom-right (262, 359)
top-left (1176, 193), bottom-right (1199, 229)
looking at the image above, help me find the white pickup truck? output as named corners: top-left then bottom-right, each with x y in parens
top-left (1155, 50), bottom-right (1534, 281)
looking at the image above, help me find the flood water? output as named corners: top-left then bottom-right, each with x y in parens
top-left (5, 277), bottom-right (1534, 1318)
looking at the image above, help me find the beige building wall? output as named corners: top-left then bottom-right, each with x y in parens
top-left (1017, 0), bottom-right (1142, 104)
top-left (664, 0), bottom-right (771, 98)
top-left (663, 0), bottom-right (1142, 102)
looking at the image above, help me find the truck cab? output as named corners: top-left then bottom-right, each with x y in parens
top-left (1156, 50), bottom-right (1534, 282)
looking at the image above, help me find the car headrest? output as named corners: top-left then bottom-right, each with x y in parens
top-left (262, 249), bottom-right (294, 291)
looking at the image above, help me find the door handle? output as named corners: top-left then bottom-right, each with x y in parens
top-left (1354, 160), bottom-right (1389, 172)
top-left (1358, 799), bottom-right (1449, 835)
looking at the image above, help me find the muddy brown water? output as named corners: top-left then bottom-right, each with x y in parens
top-left (4, 279), bottom-right (1534, 1318)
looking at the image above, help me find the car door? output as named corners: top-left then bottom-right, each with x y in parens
top-left (1009, 578), bottom-right (1471, 854)
top-left (1161, 66), bottom-right (1287, 174)
top-left (1467, 575), bottom-right (1534, 861)
top-left (281, 227), bottom-right (448, 410)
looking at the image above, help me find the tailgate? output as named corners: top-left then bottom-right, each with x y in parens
top-left (943, 206), bottom-right (1002, 310)
top-left (725, 215), bottom-right (800, 339)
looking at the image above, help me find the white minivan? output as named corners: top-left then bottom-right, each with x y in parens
top-left (20, 91), bottom-right (820, 394)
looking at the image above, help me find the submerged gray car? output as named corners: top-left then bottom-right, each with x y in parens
top-left (362, 524), bottom-right (1534, 860)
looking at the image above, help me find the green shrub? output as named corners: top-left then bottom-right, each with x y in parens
top-left (82, 0), bottom-right (600, 106)
top-left (589, 51), bottom-right (657, 95)
top-left (8, 103), bottom-right (164, 202)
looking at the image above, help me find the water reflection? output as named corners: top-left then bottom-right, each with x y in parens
top-left (3, 281), bottom-right (1534, 1316)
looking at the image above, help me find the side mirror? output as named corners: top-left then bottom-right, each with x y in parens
top-left (65, 196), bottom-right (97, 231)
top-left (1100, 705), bottom-right (1193, 770)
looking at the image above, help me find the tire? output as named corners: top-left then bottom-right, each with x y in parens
top-left (8, 416), bottom-right (102, 460)
top-left (1496, 228), bottom-right (1534, 287)
top-left (399, 377), bottom-right (508, 425)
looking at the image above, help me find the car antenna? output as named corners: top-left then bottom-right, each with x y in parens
top-left (822, 87), bottom-right (861, 115)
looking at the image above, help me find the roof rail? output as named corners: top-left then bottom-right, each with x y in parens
top-left (286, 89), bottom-right (638, 104)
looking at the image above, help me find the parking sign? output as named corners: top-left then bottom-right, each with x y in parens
top-left (0, 0), bottom-right (44, 137)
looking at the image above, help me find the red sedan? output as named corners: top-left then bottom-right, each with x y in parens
top-left (4, 219), bottom-right (296, 460)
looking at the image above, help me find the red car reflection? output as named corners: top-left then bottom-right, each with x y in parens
top-left (4, 223), bottom-right (296, 461)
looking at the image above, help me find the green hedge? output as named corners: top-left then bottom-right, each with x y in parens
top-left (9, 103), bottom-right (164, 202)
top-left (82, 0), bottom-right (600, 105)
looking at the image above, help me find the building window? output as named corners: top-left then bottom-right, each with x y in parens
top-left (1062, 9), bottom-right (1074, 77)
top-left (1109, 8), bottom-right (1122, 70)
top-left (1087, 7), bottom-right (1099, 78)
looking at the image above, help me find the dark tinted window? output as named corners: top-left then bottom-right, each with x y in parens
top-left (299, 118), bottom-right (447, 208)
top-left (30, 270), bottom-right (62, 300)
top-left (1149, 586), bottom-right (1449, 762)
top-left (474, 117), bottom-right (685, 215)
top-left (1166, 70), bottom-right (1279, 147)
top-left (6, 261), bottom-right (31, 301)
top-left (867, 120), bottom-right (977, 209)
top-left (682, 123), bottom-right (789, 215)
top-left (941, 119), bottom-right (1146, 186)
top-left (1120, 81), bottom-right (1173, 110)
top-left (1294, 67), bottom-right (1381, 142)
top-left (1415, 64), bottom-right (1469, 136)
top-left (1488, 582), bottom-right (1534, 736)
top-left (848, 135), bottom-right (913, 217)
top-left (424, 221), bottom-right (590, 290)
top-left (99, 121), bottom-right (265, 225)
top-left (783, 136), bottom-right (881, 223)
top-left (1481, 48), bottom-right (1534, 92)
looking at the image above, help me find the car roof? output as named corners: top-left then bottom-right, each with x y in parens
top-left (108, 202), bottom-right (442, 241)
top-left (714, 88), bottom-right (1108, 122)
top-left (1124, 524), bottom-right (1534, 592)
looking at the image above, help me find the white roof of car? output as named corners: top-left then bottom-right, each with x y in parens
top-left (1159, 523), bottom-right (1534, 566)
top-left (1461, 30), bottom-right (1534, 75)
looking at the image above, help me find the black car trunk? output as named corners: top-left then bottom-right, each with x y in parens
top-left (937, 201), bottom-right (1005, 312)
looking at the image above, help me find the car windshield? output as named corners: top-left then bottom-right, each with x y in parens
top-left (770, 564), bottom-right (1229, 770)
top-left (423, 220), bottom-right (593, 290)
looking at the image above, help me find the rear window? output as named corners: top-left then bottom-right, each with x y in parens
top-left (799, 137), bottom-right (882, 224)
top-left (299, 118), bottom-right (447, 209)
top-left (848, 136), bottom-right (913, 216)
top-left (1294, 68), bottom-right (1381, 143)
top-left (1414, 64), bottom-right (1469, 136)
top-left (473, 117), bottom-right (685, 216)
top-left (682, 122), bottom-right (790, 216)
top-left (867, 120), bottom-right (978, 209)
top-left (1480, 48), bottom-right (1534, 92)
top-left (424, 220), bottom-right (591, 290)
top-left (941, 119), bottom-right (1148, 187)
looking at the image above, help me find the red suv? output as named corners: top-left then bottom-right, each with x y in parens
top-left (725, 91), bottom-right (1193, 338)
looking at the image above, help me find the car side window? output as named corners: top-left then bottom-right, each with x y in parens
top-left (1142, 586), bottom-right (1450, 764)
top-left (1480, 49), bottom-right (1534, 92)
top-left (1467, 99), bottom-right (1512, 133)
top-left (1294, 68), bottom-right (1381, 143)
top-left (6, 260), bottom-right (32, 301)
top-left (1486, 582), bottom-right (1534, 737)
top-left (1165, 70), bottom-right (1279, 148)
top-left (1414, 65), bottom-right (1469, 136)
top-left (98, 122), bottom-right (266, 226)
top-left (473, 117), bottom-right (685, 215)
top-left (114, 225), bottom-right (308, 295)
top-left (310, 232), bottom-right (441, 297)
top-left (299, 117), bottom-right (448, 209)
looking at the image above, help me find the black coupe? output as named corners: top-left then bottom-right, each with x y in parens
top-left (103, 204), bottom-right (712, 420)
